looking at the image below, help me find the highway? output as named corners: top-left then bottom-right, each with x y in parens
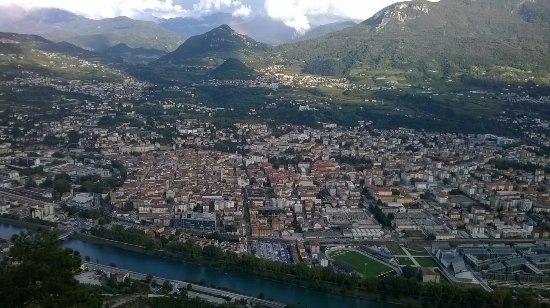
top-left (83, 262), bottom-right (286, 308)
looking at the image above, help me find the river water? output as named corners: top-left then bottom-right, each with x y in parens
top-left (0, 223), bottom-right (391, 308)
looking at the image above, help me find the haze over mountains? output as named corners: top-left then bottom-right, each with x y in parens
top-left (0, 0), bottom-right (548, 85)
top-left (0, 0), bottom-right (548, 138)
top-left (0, 6), bottom-right (358, 49)
top-left (283, 0), bottom-right (550, 76)
top-left (0, 8), bottom-right (186, 52)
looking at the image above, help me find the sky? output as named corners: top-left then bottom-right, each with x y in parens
top-left (0, 0), bottom-right (439, 32)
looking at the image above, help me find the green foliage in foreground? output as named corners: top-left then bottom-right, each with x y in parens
top-left (119, 296), bottom-right (242, 308)
top-left (0, 230), bottom-right (102, 307)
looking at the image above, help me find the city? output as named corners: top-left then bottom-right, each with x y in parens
top-left (0, 0), bottom-right (549, 307)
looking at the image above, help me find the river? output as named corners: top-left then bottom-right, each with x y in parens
top-left (0, 223), bottom-right (391, 308)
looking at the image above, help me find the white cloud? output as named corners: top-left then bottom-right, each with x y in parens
top-left (0, 0), bottom-right (439, 26)
top-left (0, 0), bottom-right (188, 19)
top-left (192, 0), bottom-right (241, 15)
top-left (233, 5), bottom-right (252, 18)
top-left (264, 0), bottom-right (440, 33)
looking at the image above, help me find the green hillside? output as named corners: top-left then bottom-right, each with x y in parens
top-left (1, 9), bottom-right (185, 52)
top-left (281, 0), bottom-right (550, 82)
top-left (294, 21), bottom-right (357, 42)
top-left (159, 25), bottom-right (270, 65)
top-left (210, 58), bottom-right (256, 80)
top-left (0, 32), bottom-right (125, 82)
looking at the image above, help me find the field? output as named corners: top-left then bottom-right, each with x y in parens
top-left (397, 257), bottom-right (415, 266)
top-left (385, 243), bottom-right (404, 255)
top-left (414, 257), bottom-right (439, 268)
top-left (331, 250), bottom-right (392, 277)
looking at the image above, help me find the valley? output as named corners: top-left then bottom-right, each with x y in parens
top-left (0, 1), bottom-right (549, 307)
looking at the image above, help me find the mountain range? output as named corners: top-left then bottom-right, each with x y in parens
top-left (0, 8), bottom-right (186, 52)
top-left (0, 32), bottom-right (124, 81)
top-left (282, 0), bottom-right (550, 76)
top-left (159, 13), bottom-right (297, 45)
top-left (1, 0), bottom-right (549, 86)
top-left (0, 7), bottom-right (358, 50)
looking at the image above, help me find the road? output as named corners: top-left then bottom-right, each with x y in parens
top-left (401, 247), bottom-right (421, 267)
top-left (83, 262), bottom-right (285, 308)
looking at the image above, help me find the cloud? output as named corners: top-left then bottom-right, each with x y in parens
top-left (233, 5), bottom-right (252, 18)
top-left (191, 0), bottom-right (249, 16)
top-left (0, 0), bottom-right (188, 19)
top-left (263, 0), bottom-right (440, 33)
top-left (0, 0), bottom-right (439, 27)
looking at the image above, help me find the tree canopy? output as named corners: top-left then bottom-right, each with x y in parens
top-left (0, 230), bottom-right (102, 307)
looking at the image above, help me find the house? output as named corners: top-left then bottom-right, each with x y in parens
top-left (421, 267), bottom-right (440, 283)
top-left (115, 271), bottom-right (129, 283)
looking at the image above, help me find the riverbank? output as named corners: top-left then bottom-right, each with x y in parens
top-left (70, 232), bottom-right (151, 254)
top-left (4, 222), bottom-right (506, 308)
top-left (70, 232), bottom-right (409, 306)
top-left (0, 217), bottom-right (55, 231)
top-left (84, 262), bottom-right (286, 308)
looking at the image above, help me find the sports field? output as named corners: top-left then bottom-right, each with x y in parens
top-left (331, 250), bottom-right (393, 277)
top-left (397, 256), bottom-right (415, 266)
top-left (414, 256), bottom-right (439, 268)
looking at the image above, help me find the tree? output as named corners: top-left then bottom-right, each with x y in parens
top-left (67, 130), bottom-right (81, 144)
top-left (43, 134), bottom-right (61, 146)
top-left (123, 201), bottom-right (134, 211)
top-left (0, 230), bottom-right (102, 307)
top-left (52, 151), bottom-right (64, 158)
top-left (112, 160), bottom-right (127, 180)
top-left (162, 280), bottom-right (172, 293)
top-left (53, 173), bottom-right (72, 195)
top-left (402, 266), bottom-right (417, 279)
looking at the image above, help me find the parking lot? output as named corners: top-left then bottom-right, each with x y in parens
top-left (251, 241), bottom-right (292, 264)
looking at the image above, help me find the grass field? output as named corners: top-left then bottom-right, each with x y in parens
top-left (397, 257), bottom-right (415, 266)
top-left (414, 257), bottom-right (439, 268)
top-left (386, 243), bottom-right (404, 255)
top-left (331, 250), bottom-right (392, 277)
top-left (405, 247), bottom-right (429, 255)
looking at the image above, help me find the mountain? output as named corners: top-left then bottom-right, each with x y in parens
top-left (282, 0), bottom-right (550, 77)
top-left (0, 32), bottom-right (125, 81)
top-left (294, 21), bottom-right (357, 42)
top-left (160, 13), bottom-right (296, 45)
top-left (103, 43), bottom-right (166, 64)
top-left (159, 25), bottom-right (270, 65)
top-left (210, 58), bottom-right (256, 80)
top-left (0, 8), bottom-right (186, 52)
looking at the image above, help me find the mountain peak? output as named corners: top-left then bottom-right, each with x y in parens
top-left (214, 24), bottom-right (234, 32)
top-left (363, 1), bottom-right (433, 29)
top-left (160, 24), bottom-right (269, 64)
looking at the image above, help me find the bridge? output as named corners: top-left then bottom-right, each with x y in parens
top-left (58, 231), bottom-right (73, 240)
top-left (83, 262), bottom-right (286, 308)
